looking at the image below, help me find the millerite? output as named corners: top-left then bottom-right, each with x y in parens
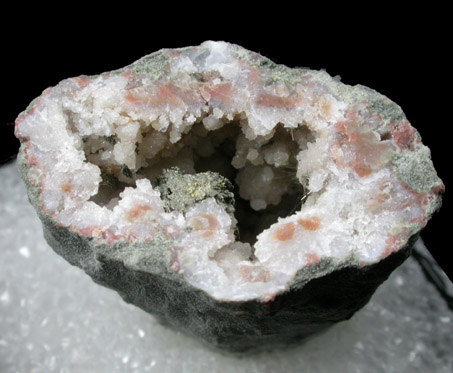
top-left (14, 41), bottom-right (443, 353)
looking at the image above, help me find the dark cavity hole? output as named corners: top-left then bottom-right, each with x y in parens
top-left (89, 171), bottom-right (129, 208)
top-left (87, 120), bottom-right (311, 246)
top-left (380, 131), bottom-right (392, 141)
top-left (192, 123), bottom-right (304, 245)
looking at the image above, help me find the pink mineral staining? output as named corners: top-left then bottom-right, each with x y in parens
top-left (273, 223), bottom-right (296, 242)
top-left (297, 217), bottom-right (321, 231)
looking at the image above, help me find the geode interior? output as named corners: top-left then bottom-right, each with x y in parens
top-left (14, 41), bottom-right (443, 351)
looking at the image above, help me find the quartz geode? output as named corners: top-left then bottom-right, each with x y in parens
top-left (14, 41), bottom-right (443, 353)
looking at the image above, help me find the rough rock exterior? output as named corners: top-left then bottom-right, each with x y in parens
top-left (14, 41), bottom-right (443, 352)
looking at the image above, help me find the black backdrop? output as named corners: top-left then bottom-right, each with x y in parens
top-left (2, 23), bottom-right (450, 280)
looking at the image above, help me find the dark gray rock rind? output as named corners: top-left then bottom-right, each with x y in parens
top-left (43, 209), bottom-right (416, 354)
top-left (17, 145), bottom-right (417, 353)
top-left (20, 161), bottom-right (413, 353)
top-left (17, 148), bottom-right (183, 283)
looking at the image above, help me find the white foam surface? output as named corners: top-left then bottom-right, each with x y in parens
top-left (1, 161), bottom-right (452, 372)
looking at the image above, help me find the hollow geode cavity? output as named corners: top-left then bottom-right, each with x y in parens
top-left (14, 41), bottom-right (443, 353)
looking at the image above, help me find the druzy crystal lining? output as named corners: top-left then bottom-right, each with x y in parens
top-left (15, 41), bottom-right (443, 301)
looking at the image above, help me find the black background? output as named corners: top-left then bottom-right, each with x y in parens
top-left (2, 18), bottom-right (450, 280)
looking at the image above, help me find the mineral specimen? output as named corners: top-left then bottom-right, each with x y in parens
top-left (14, 41), bottom-right (443, 353)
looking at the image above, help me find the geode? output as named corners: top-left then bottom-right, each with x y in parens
top-left (14, 41), bottom-right (443, 353)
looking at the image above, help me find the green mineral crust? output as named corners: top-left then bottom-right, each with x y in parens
top-left (157, 168), bottom-right (235, 214)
